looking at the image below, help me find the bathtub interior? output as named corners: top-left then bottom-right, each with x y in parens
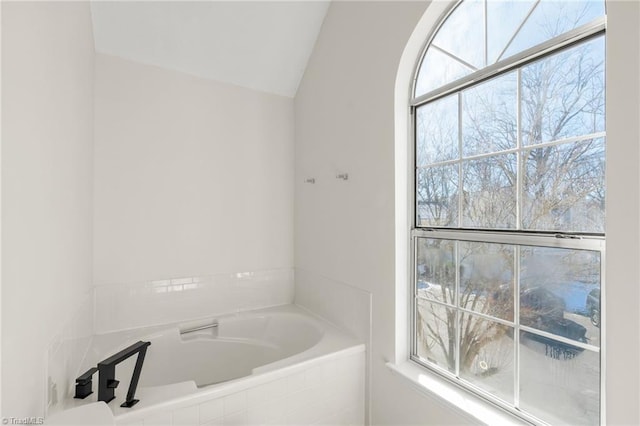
top-left (137, 329), bottom-right (280, 388)
top-left (76, 306), bottom-right (335, 408)
top-left (132, 312), bottom-right (323, 388)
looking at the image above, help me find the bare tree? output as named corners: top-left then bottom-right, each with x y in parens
top-left (416, 36), bottom-right (604, 374)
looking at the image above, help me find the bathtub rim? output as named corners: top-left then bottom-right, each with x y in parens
top-left (114, 343), bottom-right (365, 423)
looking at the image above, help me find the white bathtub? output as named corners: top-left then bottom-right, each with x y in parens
top-left (65, 305), bottom-right (365, 425)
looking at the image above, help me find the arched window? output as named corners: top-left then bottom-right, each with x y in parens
top-left (410, 1), bottom-right (605, 424)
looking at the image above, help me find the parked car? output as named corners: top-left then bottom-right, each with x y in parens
top-left (518, 287), bottom-right (587, 355)
top-left (586, 288), bottom-right (600, 328)
top-left (520, 287), bottom-right (566, 322)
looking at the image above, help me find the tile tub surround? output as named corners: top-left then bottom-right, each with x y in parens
top-left (294, 268), bottom-right (372, 424)
top-left (114, 348), bottom-right (366, 426)
top-left (94, 269), bottom-right (294, 334)
top-left (46, 292), bottom-right (95, 415)
top-left (294, 269), bottom-right (371, 348)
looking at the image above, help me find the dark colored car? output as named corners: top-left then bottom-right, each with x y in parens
top-left (519, 287), bottom-right (588, 354)
top-left (586, 288), bottom-right (600, 328)
top-left (520, 287), bottom-right (566, 321)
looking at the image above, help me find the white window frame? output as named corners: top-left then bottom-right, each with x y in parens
top-left (408, 3), bottom-right (607, 424)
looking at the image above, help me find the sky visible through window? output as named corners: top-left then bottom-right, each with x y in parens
top-left (415, 0), bottom-right (605, 98)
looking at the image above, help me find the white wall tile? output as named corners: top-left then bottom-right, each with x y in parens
top-left (173, 405), bottom-right (199, 426)
top-left (222, 411), bottom-right (248, 426)
top-left (267, 396), bottom-right (289, 424)
top-left (199, 398), bottom-right (224, 424)
top-left (200, 417), bottom-right (223, 426)
top-left (321, 358), bottom-right (338, 379)
top-left (46, 292), bottom-right (94, 415)
top-left (144, 410), bottom-right (173, 426)
top-left (304, 365), bottom-right (323, 387)
top-left (286, 400), bottom-right (326, 426)
top-left (294, 269), bottom-right (371, 424)
top-left (246, 383), bottom-right (269, 408)
top-left (285, 371), bottom-right (307, 394)
top-left (222, 392), bottom-right (247, 416)
top-left (294, 269), bottom-right (370, 345)
top-left (94, 269), bottom-right (294, 333)
top-left (246, 404), bottom-right (265, 425)
top-left (314, 413), bottom-right (341, 426)
top-left (344, 403), bottom-right (364, 426)
top-left (304, 381), bottom-right (324, 405)
top-left (265, 378), bottom-right (288, 401)
top-left (247, 401), bottom-right (290, 426)
top-left (116, 419), bottom-right (144, 426)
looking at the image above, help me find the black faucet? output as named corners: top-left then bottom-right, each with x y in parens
top-left (97, 340), bottom-right (151, 408)
top-left (74, 367), bottom-right (98, 399)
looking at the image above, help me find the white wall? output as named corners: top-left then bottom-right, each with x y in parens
top-left (295, 0), bottom-right (640, 424)
top-left (295, 1), bottom-right (472, 424)
top-left (603, 1), bottom-right (640, 424)
top-left (93, 54), bottom-right (294, 286)
top-left (1, 1), bottom-right (94, 417)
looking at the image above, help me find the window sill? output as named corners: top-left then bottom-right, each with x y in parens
top-left (386, 361), bottom-right (529, 426)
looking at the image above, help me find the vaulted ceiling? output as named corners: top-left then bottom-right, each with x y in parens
top-left (90, 1), bottom-right (330, 97)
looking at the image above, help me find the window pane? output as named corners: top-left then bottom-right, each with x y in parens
top-left (416, 238), bottom-right (456, 305)
top-left (415, 48), bottom-right (472, 97)
top-left (462, 153), bottom-right (517, 228)
top-left (415, 300), bottom-right (456, 373)
top-left (459, 241), bottom-right (514, 321)
top-left (487, 0), bottom-right (536, 64)
top-left (520, 339), bottom-right (599, 425)
top-left (522, 138), bottom-right (605, 233)
top-left (521, 37), bottom-right (605, 146)
top-left (503, 0), bottom-right (605, 60)
top-left (416, 94), bottom-right (459, 165)
top-left (417, 165), bottom-right (459, 227)
top-left (520, 246), bottom-right (601, 347)
top-left (462, 72), bottom-right (517, 157)
top-left (431, 0), bottom-right (484, 69)
top-left (459, 313), bottom-right (514, 404)
top-left (413, 237), bottom-right (602, 424)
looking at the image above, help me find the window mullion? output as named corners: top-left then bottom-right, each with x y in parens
top-left (457, 86), bottom-right (462, 380)
top-left (411, 228), bottom-right (605, 251)
top-left (410, 235), bottom-right (418, 358)
top-left (457, 92), bottom-right (463, 228)
top-left (514, 67), bottom-right (522, 410)
top-left (516, 68), bottom-right (522, 231)
top-left (455, 241), bottom-right (461, 378)
top-left (495, 0), bottom-right (540, 63)
top-left (514, 245), bottom-right (521, 409)
top-left (483, 0), bottom-right (488, 67)
top-left (432, 45), bottom-right (478, 72)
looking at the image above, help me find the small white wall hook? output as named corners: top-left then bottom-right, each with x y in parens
top-left (336, 173), bottom-right (349, 181)
top-left (305, 178), bottom-right (316, 184)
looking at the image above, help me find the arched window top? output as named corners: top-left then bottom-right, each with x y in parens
top-left (414, 0), bottom-right (606, 98)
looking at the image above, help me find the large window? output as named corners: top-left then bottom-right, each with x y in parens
top-left (410, 1), bottom-right (605, 424)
